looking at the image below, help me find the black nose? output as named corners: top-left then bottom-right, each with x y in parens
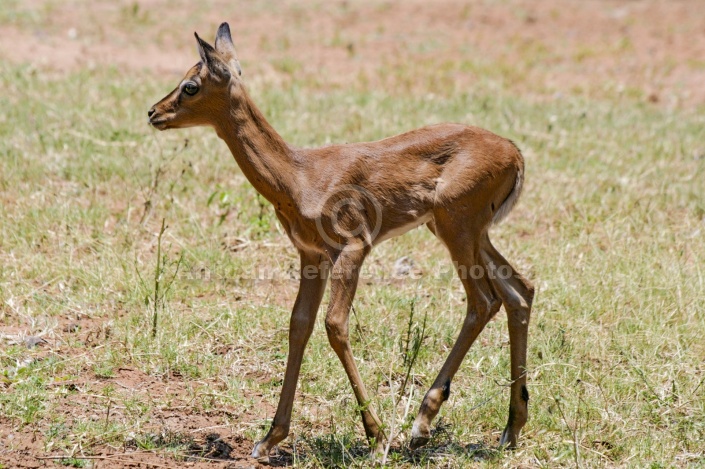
top-left (148, 108), bottom-right (156, 118)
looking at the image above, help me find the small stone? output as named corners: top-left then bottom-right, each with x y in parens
top-left (25, 336), bottom-right (48, 348)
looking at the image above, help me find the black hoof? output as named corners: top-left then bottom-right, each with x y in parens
top-left (409, 436), bottom-right (430, 450)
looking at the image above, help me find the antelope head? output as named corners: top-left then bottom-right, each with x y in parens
top-left (148, 22), bottom-right (242, 131)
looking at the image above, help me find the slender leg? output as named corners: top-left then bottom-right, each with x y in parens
top-left (481, 235), bottom-right (534, 448)
top-left (324, 246), bottom-right (386, 452)
top-left (409, 237), bottom-right (501, 449)
top-left (251, 250), bottom-right (330, 461)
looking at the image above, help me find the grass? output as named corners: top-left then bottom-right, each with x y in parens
top-left (1, 7), bottom-right (705, 469)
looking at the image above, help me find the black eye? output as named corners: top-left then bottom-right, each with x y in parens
top-left (183, 82), bottom-right (199, 96)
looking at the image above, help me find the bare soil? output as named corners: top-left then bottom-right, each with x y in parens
top-left (0, 317), bottom-right (277, 468)
top-left (2, 0), bottom-right (705, 107)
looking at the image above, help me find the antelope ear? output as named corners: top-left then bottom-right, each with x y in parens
top-left (195, 32), bottom-right (215, 66)
top-left (214, 22), bottom-right (242, 76)
top-left (195, 32), bottom-right (230, 79)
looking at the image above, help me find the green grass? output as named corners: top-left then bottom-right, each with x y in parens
top-left (1, 42), bottom-right (704, 468)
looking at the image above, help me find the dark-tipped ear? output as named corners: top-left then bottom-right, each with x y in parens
top-left (195, 32), bottom-right (215, 66)
top-left (214, 23), bottom-right (234, 54)
top-left (214, 22), bottom-right (242, 76)
top-left (195, 32), bottom-right (231, 79)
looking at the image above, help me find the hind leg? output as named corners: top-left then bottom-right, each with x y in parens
top-left (410, 217), bottom-right (501, 448)
top-left (481, 234), bottom-right (534, 447)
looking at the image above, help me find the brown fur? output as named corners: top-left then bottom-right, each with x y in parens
top-left (149, 23), bottom-right (534, 462)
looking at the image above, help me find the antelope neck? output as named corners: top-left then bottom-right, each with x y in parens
top-left (214, 82), bottom-right (299, 206)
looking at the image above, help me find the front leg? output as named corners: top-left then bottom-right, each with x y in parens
top-left (324, 246), bottom-right (386, 454)
top-left (251, 250), bottom-right (329, 462)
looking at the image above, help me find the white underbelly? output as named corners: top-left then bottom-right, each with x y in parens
top-left (373, 212), bottom-right (432, 245)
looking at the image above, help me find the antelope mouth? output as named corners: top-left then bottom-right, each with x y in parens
top-left (149, 118), bottom-right (169, 130)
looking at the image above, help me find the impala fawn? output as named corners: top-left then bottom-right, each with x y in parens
top-left (149, 23), bottom-right (534, 462)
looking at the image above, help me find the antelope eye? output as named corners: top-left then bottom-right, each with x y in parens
top-left (183, 82), bottom-right (199, 96)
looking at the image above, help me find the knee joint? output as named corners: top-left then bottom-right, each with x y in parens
top-left (291, 313), bottom-right (314, 331)
top-left (324, 316), bottom-right (348, 343)
top-left (469, 293), bottom-right (499, 322)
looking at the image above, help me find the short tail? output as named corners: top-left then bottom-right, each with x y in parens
top-left (492, 143), bottom-right (525, 225)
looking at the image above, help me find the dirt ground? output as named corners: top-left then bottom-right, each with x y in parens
top-left (2, 0), bottom-right (704, 467)
top-left (2, 0), bottom-right (705, 108)
top-left (0, 312), bottom-right (278, 468)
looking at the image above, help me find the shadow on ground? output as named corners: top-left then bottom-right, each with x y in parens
top-left (265, 425), bottom-right (502, 467)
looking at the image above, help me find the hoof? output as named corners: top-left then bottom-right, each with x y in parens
top-left (367, 448), bottom-right (383, 464)
top-left (499, 428), bottom-right (517, 449)
top-left (409, 436), bottom-right (430, 450)
top-left (251, 444), bottom-right (270, 465)
top-left (371, 439), bottom-right (386, 457)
